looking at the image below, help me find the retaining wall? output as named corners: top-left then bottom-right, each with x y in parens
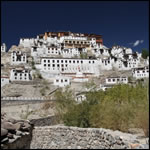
top-left (30, 125), bottom-right (134, 149)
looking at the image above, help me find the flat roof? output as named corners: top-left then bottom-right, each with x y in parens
top-left (107, 76), bottom-right (127, 78)
top-left (40, 57), bottom-right (97, 60)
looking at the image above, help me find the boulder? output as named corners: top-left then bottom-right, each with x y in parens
top-left (1, 128), bottom-right (8, 137)
top-left (1, 122), bottom-right (16, 131)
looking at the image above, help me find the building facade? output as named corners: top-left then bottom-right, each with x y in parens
top-left (10, 68), bottom-right (32, 81)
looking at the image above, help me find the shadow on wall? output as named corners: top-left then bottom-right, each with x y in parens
top-left (30, 116), bottom-right (57, 127)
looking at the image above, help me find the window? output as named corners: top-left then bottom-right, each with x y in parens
top-left (65, 60), bottom-right (67, 63)
top-left (14, 73), bottom-right (17, 76)
top-left (15, 77), bottom-right (17, 80)
top-left (69, 41), bottom-right (72, 43)
top-left (61, 79), bottom-right (63, 82)
top-left (65, 79), bottom-right (67, 82)
top-left (77, 41), bottom-right (79, 44)
top-left (69, 60), bottom-right (71, 63)
top-left (108, 79), bottom-right (111, 82)
top-left (44, 64), bottom-right (46, 67)
top-left (48, 60), bottom-right (50, 63)
top-left (57, 64), bottom-right (59, 67)
top-left (81, 61), bottom-right (83, 64)
top-left (61, 60), bottom-right (63, 63)
top-left (48, 64), bottom-right (50, 67)
top-left (53, 60), bottom-right (55, 63)
top-left (73, 60), bottom-right (75, 63)
top-left (77, 61), bottom-right (79, 63)
top-left (89, 61), bottom-right (91, 64)
top-left (93, 61), bottom-right (95, 64)
top-left (113, 79), bottom-right (115, 82)
top-left (56, 80), bottom-right (59, 82)
top-left (24, 74), bottom-right (27, 76)
top-left (44, 60), bottom-right (46, 63)
top-left (57, 60), bottom-right (59, 63)
top-left (117, 78), bottom-right (120, 81)
top-left (53, 64), bottom-right (55, 67)
top-left (143, 71), bottom-right (145, 73)
top-left (23, 57), bottom-right (25, 61)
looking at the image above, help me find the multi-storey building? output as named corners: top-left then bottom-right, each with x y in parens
top-left (11, 51), bottom-right (27, 65)
top-left (10, 68), bottom-right (32, 81)
top-left (40, 57), bottom-right (100, 77)
top-left (132, 66), bottom-right (149, 79)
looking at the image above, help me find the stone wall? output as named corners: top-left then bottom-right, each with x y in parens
top-left (1, 100), bottom-right (52, 107)
top-left (30, 125), bottom-right (137, 149)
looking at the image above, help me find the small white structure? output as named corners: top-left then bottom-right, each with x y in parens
top-left (75, 93), bottom-right (86, 102)
top-left (73, 71), bottom-right (89, 82)
top-left (106, 76), bottom-right (128, 85)
top-left (99, 84), bottom-right (114, 91)
top-left (132, 66), bottom-right (149, 79)
top-left (1, 76), bottom-right (10, 87)
top-left (10, 68), bottom-right (32, 81)
top-left (1, 43), bottom-right (7, 52)
top-left (53, 76), bottom-right (71, 87)
top-left (11, 51), bottom-right (27, 65)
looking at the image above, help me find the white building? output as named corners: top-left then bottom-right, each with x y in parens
top-left (1, 76), bottom-right (10, 87)
top-left (105, 76), bottom-right (128, 85)
top-left (19, 38), bottom-right (35, 47)
top-left (72, 71), bottom-right (89, 82)
top-left (53, 76), bottom-right (71, 87)
top-left (40, 57), bottom-right (100, 77)
top-left (10, 68), bottom-right (32, 81)
top-left (99, 84), bottom-right (114, 91)
top-left (132, 66), bottom-right (149, 79)
top-left (1, 43), bottom-right (7, 52)
top-left (99, 57), bottom-right (113, 70)
top-left (75, 93), bottom-right (86, 102)
top-left (11, 51), bottom-right (27, 65)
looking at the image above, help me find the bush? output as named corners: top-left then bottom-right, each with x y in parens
top-left (142, 49), bottom-right (149, 59)
top-left (54, 83), bottom-right (149, 134)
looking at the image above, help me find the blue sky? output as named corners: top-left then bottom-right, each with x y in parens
top-left (1, 1), bottom-right (149, 52)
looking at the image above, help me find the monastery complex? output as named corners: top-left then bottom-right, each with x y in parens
top-left (1, 31), bottom-right (149, 93)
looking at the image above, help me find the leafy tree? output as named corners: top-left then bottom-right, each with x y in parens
top-left (142, 49), bottom-right (149, 59)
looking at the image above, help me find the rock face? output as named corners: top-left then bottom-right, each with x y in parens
top-left (30, 125), bottom-right (148, 149)
top-left (1, 113), bottom-right (34, 149)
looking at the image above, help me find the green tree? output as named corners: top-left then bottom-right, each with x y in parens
top-left (142, 49), bottom-right (149, 59)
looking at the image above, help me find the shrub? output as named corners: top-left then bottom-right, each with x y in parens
top-left (54, 83), bottom-right (149, 134)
